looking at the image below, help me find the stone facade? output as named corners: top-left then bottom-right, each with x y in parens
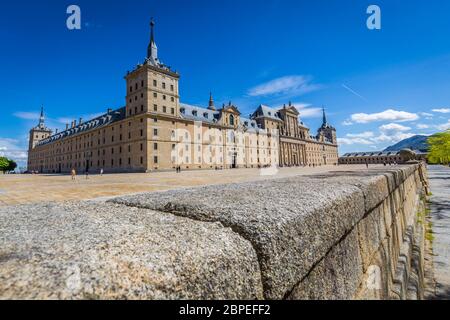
top-left (27, 20), bottom-right (338, 174)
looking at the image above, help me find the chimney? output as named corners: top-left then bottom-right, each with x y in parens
top-left (66, 123), bottom-right (69, 130)
top-left (79, 117), bottom-right (83, 125)
top-left (107, 108), bottom-right (112, 114)
top-left (55, 129), bottom-right (58, 134)
top-left (72, 120), bottom-right (76, 128)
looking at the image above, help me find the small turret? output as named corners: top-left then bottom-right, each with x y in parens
top-left (208, 92), bottom-right (216, 111)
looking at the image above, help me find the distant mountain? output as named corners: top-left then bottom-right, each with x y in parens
top-left (384, 135), bottom-right (429, 152)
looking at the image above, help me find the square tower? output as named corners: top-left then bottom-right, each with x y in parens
top-left (125, 19), bottom-right (180, 119)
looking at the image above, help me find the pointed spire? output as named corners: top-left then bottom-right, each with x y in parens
top-left (39, 106), bottom-right (45, 128)
top-left (208, 92), bottom-right (216, 111)
top-left (322, 106), bottom-right (327, 126)
top-left (147, 18), bottom-right (158, 61)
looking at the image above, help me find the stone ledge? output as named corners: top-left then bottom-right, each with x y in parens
top-left (0, 202), bottom-right (263, 300)
top-left (0, 164), bottom-right (426, 300)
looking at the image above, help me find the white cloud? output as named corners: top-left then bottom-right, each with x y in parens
top-left (432, 108), bottom-right (450, 114)
top-left (436, 120), bottom-right (450, 131)
top-left (416, 124), bottom-right (429, 129)
top-left (346, 131), bottom-right (374, 138)
top-left (419, 112), bottom-right (433, 117)
top-left (337, 137), bottom-right (374, 145)
top-left (248, 75), bottom-right (321, 97)
top-left (379, 123), bottom-right (411, 133)
top-left (13, 111), bottom-right (40, 120)
top-left (350, 109), bottom-right (419, 124)
top-left (342, 120), bottom-right (353, 126)
top-left (0, 138), bottom-right (28, 169)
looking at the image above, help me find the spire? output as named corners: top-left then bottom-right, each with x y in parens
top-left (322, 106), bottom-right (327, 126)
top-left (147, 18), bottom-right (158, 61)
top-left (208, 92), bottom-right (216, 111)
top-left (39, 106), bottom-right (45, 128)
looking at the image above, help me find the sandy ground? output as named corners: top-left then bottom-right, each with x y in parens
top-left (0, 165), bottom-right (378, 205)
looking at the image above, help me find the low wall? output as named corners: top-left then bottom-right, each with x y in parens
top-left (0, 164), bottom-right (429, 299)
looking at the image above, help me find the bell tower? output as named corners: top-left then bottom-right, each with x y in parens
top-left (125, 18), bottom-right (180, 119)
top-left (28, 107), bottom-right (52, 150)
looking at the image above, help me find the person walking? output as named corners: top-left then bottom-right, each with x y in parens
top-left (100, 168), bottom-right (104, 176)
top-left (71, 168), bottom-right (76, 181)
top-left (85, 169), bottom-right (89, 180)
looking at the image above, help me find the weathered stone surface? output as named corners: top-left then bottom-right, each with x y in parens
top-left (0, 164), bottom-right (429, 300)
top-left (111, 176), bottom-right (367, 299)
top-left (0, 202), bottom-right (263, 300)
top-left (287, 227), bottom-right (363, 300)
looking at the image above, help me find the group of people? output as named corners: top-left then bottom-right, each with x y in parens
top-left (70, 168), bottom-right (104, 180)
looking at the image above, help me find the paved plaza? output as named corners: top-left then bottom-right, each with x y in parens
top-left (0, 165), bottom-right (379, 205)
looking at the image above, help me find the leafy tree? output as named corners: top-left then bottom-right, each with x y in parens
top-left (0, 157), bottom-right (18, 173)
top-left (7, 159), bottom-right (17, 172)
top-left (0, 157), bottom-right (10, 173)
top-left (428, 130), bottom-right (450, 164)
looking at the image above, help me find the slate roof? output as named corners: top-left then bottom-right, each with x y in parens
top-left (36, 107), bottom-right (126, 147)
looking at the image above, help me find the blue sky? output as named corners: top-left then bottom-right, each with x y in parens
top-left (1, 0), bottom-right (450, 167)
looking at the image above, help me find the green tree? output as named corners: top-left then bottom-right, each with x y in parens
top-left (7, 159), bottom-right (17, 172)
top-left (0, 157), bottom-right (18, 173)
top-left (0, 157), bottom-right (10, 173)
top-left (428, 130), bottom-right (450, 164)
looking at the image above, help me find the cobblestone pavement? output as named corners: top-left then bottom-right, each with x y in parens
top-left (428, 165), bottom-right (450, 299)
top-left (0, 165), bottom-right (380, 205)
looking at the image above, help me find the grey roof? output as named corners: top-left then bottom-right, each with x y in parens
top-left (341, 151), bottom-right (402, 157)
top-left (179, 103), bottom-right (221, 124)
top-left (251, 105), bottom-right (282, 121)
top-left (36, 107), bottom-right (126, 147)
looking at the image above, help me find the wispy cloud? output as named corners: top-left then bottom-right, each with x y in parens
top-left (341, 84), bottom-right (368, 102)
top-left (247, 75), bottom-right (321, 97)
top-left (350, 109), bottom-right (419, 124)
top-left (283, 102), bottom-right (323, 118)
top-left (416, 124), bottom-right (429, 129)
top-left (0, 137), bottom-right (28, 168)
top-left (432, 108), bottom-right (450, 114)
top-left (346, 131), bottom-right (374, 138)
top-left (436, 119), bottom-right (450, 131)
top-left (13, 111), bottom-right (40, 120)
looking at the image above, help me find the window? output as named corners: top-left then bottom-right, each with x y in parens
top-left (154, 129), bottom-right (158, 136)
top-left (140, 129), bottom-right (143, 137)
top-left (140, 157), bottom-right (143, 165)
top-left (171, 97), bottom-right (175, 102)
top-left (154, 143), bottom-right (158, 150)
top-left (163, 95), bottom-right (166, 100)
top-left (153, 104), bottom-right (157, 112)
top-left (153, 92), bottom-right (157, 98)
top-left (171, 108), bottom-right (175, 115)
top-left (141, 105), bottom-right (144, 112)
top-left (153, 80), bottom-right (157, 87)
top-left (162, 82), bottom-right (166, 89)
top-left (163, 106), bottom-right (167, 113)
top-left (154, 156), bottom-right (158, 164)
top-left (128, 158), bottom-right (131, 165)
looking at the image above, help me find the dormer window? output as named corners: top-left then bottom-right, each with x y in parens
top-left (180, 108), bottom-right (185, 114)
top-left (203, 112), bottom-right (209, 118)
top-left (192, 110), bottom-right (198, 116)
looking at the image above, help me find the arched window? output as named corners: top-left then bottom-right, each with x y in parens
top-left (229, 114), bottom-right (235, 126)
